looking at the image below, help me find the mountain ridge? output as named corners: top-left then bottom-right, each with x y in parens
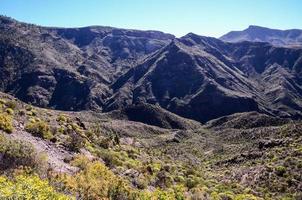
top-left (0, 16), bottom-right (302, 123)
top-left (220, 25), bottom-right (302, 47)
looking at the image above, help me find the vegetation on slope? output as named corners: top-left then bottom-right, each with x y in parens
top-left (0, 172), bottom-right (71, 200)
top-left (0, 93), bottom-right (301, 199)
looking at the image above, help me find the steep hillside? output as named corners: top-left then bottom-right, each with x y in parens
top-left (109, 33), bottom-right (302, 122)
top-left (0, 16), bottom-right (173, 111)
top-left (1, 16), bottom-right (302, 123)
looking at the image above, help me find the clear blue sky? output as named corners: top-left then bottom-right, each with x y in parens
top-left (0, 0), bottom-right (301, 37)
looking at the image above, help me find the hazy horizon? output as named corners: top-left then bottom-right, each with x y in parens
top-left (0, 0), bottom-right (301, 37)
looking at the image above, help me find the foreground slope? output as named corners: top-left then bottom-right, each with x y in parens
top-left (0, 92), bottom-right (301, 199)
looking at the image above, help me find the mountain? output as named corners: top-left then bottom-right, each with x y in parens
top-left (0, 16), bottom-right (302, 199)
top-left (0, 16), bottom-right (174, 111)
top-left (1, 16), bottom-right (302, 123)
top-left (220, 25), bottom-right (302, 47)
top-left (109, 33), bottom-right (302, 122)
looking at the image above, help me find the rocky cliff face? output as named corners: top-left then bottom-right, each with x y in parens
top-left (1, 16), bottom-right (302, 122)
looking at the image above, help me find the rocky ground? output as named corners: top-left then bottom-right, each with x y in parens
top-left (0, 92), bottom-right (301, 199)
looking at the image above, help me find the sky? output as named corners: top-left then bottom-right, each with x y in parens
top-left (0, 0), bottom-right (301, 37)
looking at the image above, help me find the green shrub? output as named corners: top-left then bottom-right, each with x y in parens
top-left (5, 108), bottom-right (14, 115)
top-left (5, 100), bottom-right (17, 110)
top-left (275, 166), bottom-right (286, 176)
top-left (0, 112), bottom-right (13, 133)
top-left (98, 150), bottom-right (124, 167)
top-left (0, 134), bottom-right (47, 170)
top-left (175, 175), bottom-right (185, 183)
top-left (186, 175), bottom-right (201, 189)
top-left (18, 109), bottom-right (26, 116)
top-left (25, 105), bottom-right (33, 111)
top-left (25, 106), bottom-right (37, 116)
top-left (134, 176), bottom-right (148, 189)
top-left (234, 194), bottom-right (258, 200)
top-left (99, 137), bottom-right (114, 149)
top-left (71, 123), bottom-right (82, 133)
top-left (156, 170), bottom-right (174, 188)
top-left (146, 162), bottom-right (161, 175)
top-left (0, 99), bottom-right (6, 105)
top-left (57, 114), bottom-right (68, 123)
top-left (189, 187), bottom-right (210, 200)
top-left (25, 120), bottom-right (53, 140)
top-left (218, 192), bottom-right (235, 200)
top-left (65, 133), bottom-right (85, 152)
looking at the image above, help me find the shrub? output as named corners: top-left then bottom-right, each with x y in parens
top-left (5, 100), bottom-right (17, 110)
top-left (0, 134), bottom-right (47, 170)
top-left (25, 106), bottom-right (37, 116)
top-left (0, 112), bottom-right (13, 133)
top-left (190, 187), bottom-right (210, 200)
top-left (65, 133), bottom-right (85, 152)
top-left (234, 194), bottom-right (258, 200)
top-left (156, 170), bottom-right (174, 188)
top-left (71, 123), bottom-right (82, 133)
top-left (98, 150), bottom-right (124, 167)
top-left (57, 114), bottom-right (68, 123)
top-left (151, 189), bottom-right (179, 200)
top-left (275, 166), bottom-right (286, 176)
top-left (58, 156), bottom-right (132, 200)
top-left (175, 175), bottom-right (185, 183)
top-left (5, 108), bottom-right (14, 115)
top-left (99, 137), bottom-right (114, 149)
top-left (0, 173), bottom-right (72, 199)
top-left (55, 156), bottom-right (193, 199)
top-left (25, 120), bottom-right (53, 140)
top-left (146, 162), bottom-right (161, 175)
top-left (18, 109), bottom-right (26, 116)
top-left (218, 192), bottom-right (235, 200)
top-left (25, 105), bottom-right (33, 111)
top-left (186, 175), bottom-right (201, 189)
top-left (134, 176), bottom-right (148, 189)
top-left (0, 99), bottom-right (6, 105)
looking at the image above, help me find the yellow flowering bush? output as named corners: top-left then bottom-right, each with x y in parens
top-left (0, 174), bottom-right (73, 200)
top-left (0, 112), bottom-right (13, 133)
top-left (25, 120), bottom-right (54, 140)
top-left (59, 155), bottom-right (132, 199)
top-left (55, 155), bottom-right (187, 200)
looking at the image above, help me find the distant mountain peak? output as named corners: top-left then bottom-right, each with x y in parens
top-left (221, 25), bottom-right (302, 47)
top-left (247, 25), bottom-right (266, 29)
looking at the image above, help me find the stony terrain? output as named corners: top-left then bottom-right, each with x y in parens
top-left (0, 92), bottom-right (301, 199)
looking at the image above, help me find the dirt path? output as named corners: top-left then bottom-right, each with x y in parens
top-left (8, 121), bottom-right (78, 174)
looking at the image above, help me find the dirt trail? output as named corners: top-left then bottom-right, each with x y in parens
top-left (8, 121), bottom-right (78, 174)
